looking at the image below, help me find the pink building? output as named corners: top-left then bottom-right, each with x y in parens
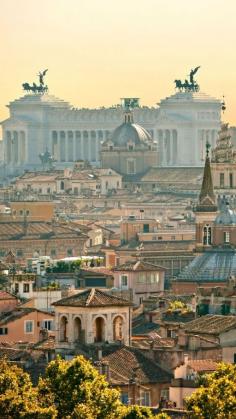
top-left (0, 308), bottom-right (54, 343)
top-left (113, 261), bottom-right (165, 305)
top-left (169, 355), bottom-right (218, 408)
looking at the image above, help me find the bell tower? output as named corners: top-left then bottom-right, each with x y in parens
top-left (195, 142), bottom-right (218, 250)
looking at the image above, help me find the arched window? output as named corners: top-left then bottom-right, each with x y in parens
top-left (113, 316), bottom-right (124, 341)
top-left (203, 225), bottom-right (212, 245)
top-left (59, 316), bottom-right (68, 342)
top-left (94, 317), bottom-right (105, 342)
top-left (74, 317), bottom-right (82, 342)
top-left (60, 181), bottom-right (64, 190)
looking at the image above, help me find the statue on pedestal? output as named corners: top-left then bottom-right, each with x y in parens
top-left (39, 148), bottom-right (55, 170)
top-left (174, 66), bottom-right (201, 92)
top-left (22, 69), bottom-right (48, 94)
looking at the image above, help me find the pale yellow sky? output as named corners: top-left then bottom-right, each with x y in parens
top-left (1, 0), bottom-right (236, 125)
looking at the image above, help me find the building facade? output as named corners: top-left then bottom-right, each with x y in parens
top-left (1, 82), bottom-right (221, 173)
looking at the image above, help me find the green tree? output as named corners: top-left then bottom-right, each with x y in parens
top-left (0, 358), bottom-right (56, 419)
top-left (186, 363), bottom-right (236, 418)
top-left (0, 356), bottom-right (170, 418)
top-left (39, 356), bottom-right (170, 419)
top-left (38, 355), bottom-right (123, 418)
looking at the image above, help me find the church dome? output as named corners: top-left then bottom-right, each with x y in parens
top-left (110, 122), bottom-right (152, 147)
top-left (215, 203), bottom-right (236, 225)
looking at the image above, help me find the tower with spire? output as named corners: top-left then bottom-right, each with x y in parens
top-left (195, 142), bottom-right (218, 250)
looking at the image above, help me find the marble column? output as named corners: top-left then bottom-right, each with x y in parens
top-left (65, 132), bottom-right (69, 162)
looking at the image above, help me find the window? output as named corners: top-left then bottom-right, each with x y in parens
top-left (127, 159), bottom-right (136, 174)
top-left (158, 236), bottom-right (163, 240)
top-left (25, 320), bottom-right (34, 333)
top-left (143, 224), bottom-right (149, 233)
top-left (141, 391), bottom-right (150, 406)
top-left (224, 231), bottom-right (230, 243)
top-left (138, 273), bottom-right (146, 283)
top-left (152, 184), bottom-right (156, 189)
top-left (51, 249), bottom-right (57, 257)
top-left (43, 320), bottom-right (53, 330)
top-left (120, 275), bottom-right (128, 288)
top-left (203, 225), bottom-right (212, 245)
top-left (220, 173), bottom-right (225, 188)
top-left (148, 273), bottom-right (159, 284)
top-left (128, 144), bottom-right (134, 151)
top-left (0, 328), bottom-right (8, 335)
top-left (16, 249), bottom-right (23, 257)
top-left (20, 210), bottom-right (23, 216)
top-left (150, 273), bottom-right (155, 284)
top-left (15, 283), bottom-right (19, 294)
top-left (230, 173), bottom-right (233, 188)
top-left (121, 393), bottom-right (129, 404)
top-left (171, 236), bottom-right (176, 240)
top-left (160, 388), bottom-right (169, 401)
top-left (23, 283), bottom-right (30, 293)
top-left (47, 188), bottom-right (51, 193)
top-left (67, 249), bottom-right (73, 256)
top-left (26, 210), bottom-right (30, 216)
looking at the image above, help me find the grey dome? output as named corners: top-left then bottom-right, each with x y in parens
top-left (215, 204), bottom-right (236, 225)
top-left (178, 250), bottom-right (236, 283)
top-left (110, 122), bottom-right (152, 147)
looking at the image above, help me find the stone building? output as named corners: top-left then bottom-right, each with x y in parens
top-left (99, 346), bottom-right (172, 407)
top-left (101, 109), bottom-right (158, 176)
top-left (53, 288), bottom-right (132, 351)
top-left (173, 146), bottom-right (236, 293)
top-left (1, 76), bottom-right (221, 173)
top-left (211, 123), bottom-right (236, 203)
top-left (0, 220), bottom-right (88, 261)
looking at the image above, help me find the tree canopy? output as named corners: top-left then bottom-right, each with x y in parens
top-left (0, 356), bottom-right (170, 419)
top-left (186, 363), bottom-right (236, 419)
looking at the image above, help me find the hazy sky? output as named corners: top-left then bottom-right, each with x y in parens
top-left (1, 0), bottom-right (236, 125)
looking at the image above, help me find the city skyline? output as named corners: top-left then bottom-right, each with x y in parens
top-left (1, 0), bottom-right (236, 125)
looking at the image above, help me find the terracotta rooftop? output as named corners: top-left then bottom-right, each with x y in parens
top-left (0, 308), bottom-right (54, 326)
top-left (0, 291), bottom-right (18, 301)
top-left (113, 260), bottom-right (166, 272)
top-left (0, 221), bottom-right (88, 240)
top-left (101, 346), bottom-right (172, 385)
top-left (53, 288), bottom-right (132, 307)
top-left (80, 267), bottom-right (114, 277)
top-left (117, 241), bottom-right (195, 252)
top-left (132, 336), bottom-right (175, 350)
top-left (184, 314), bottom-right (236, 335)
top-left (188, 359), bottom-right (219, 373)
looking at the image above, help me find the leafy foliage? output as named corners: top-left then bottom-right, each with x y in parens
top-left (186, 363), bottom-right (236, 418)
top-left (0, 356), bottom-right (170, 418)
top-left (168, 300), bottom-right (190, 312)
top-left (0, 358), bottom-right (56, 418)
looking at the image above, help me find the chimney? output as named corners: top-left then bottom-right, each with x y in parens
top-left (184, 353), bottom-right (189, 365)
top-left (97, 348), bottom-right (102, 360)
